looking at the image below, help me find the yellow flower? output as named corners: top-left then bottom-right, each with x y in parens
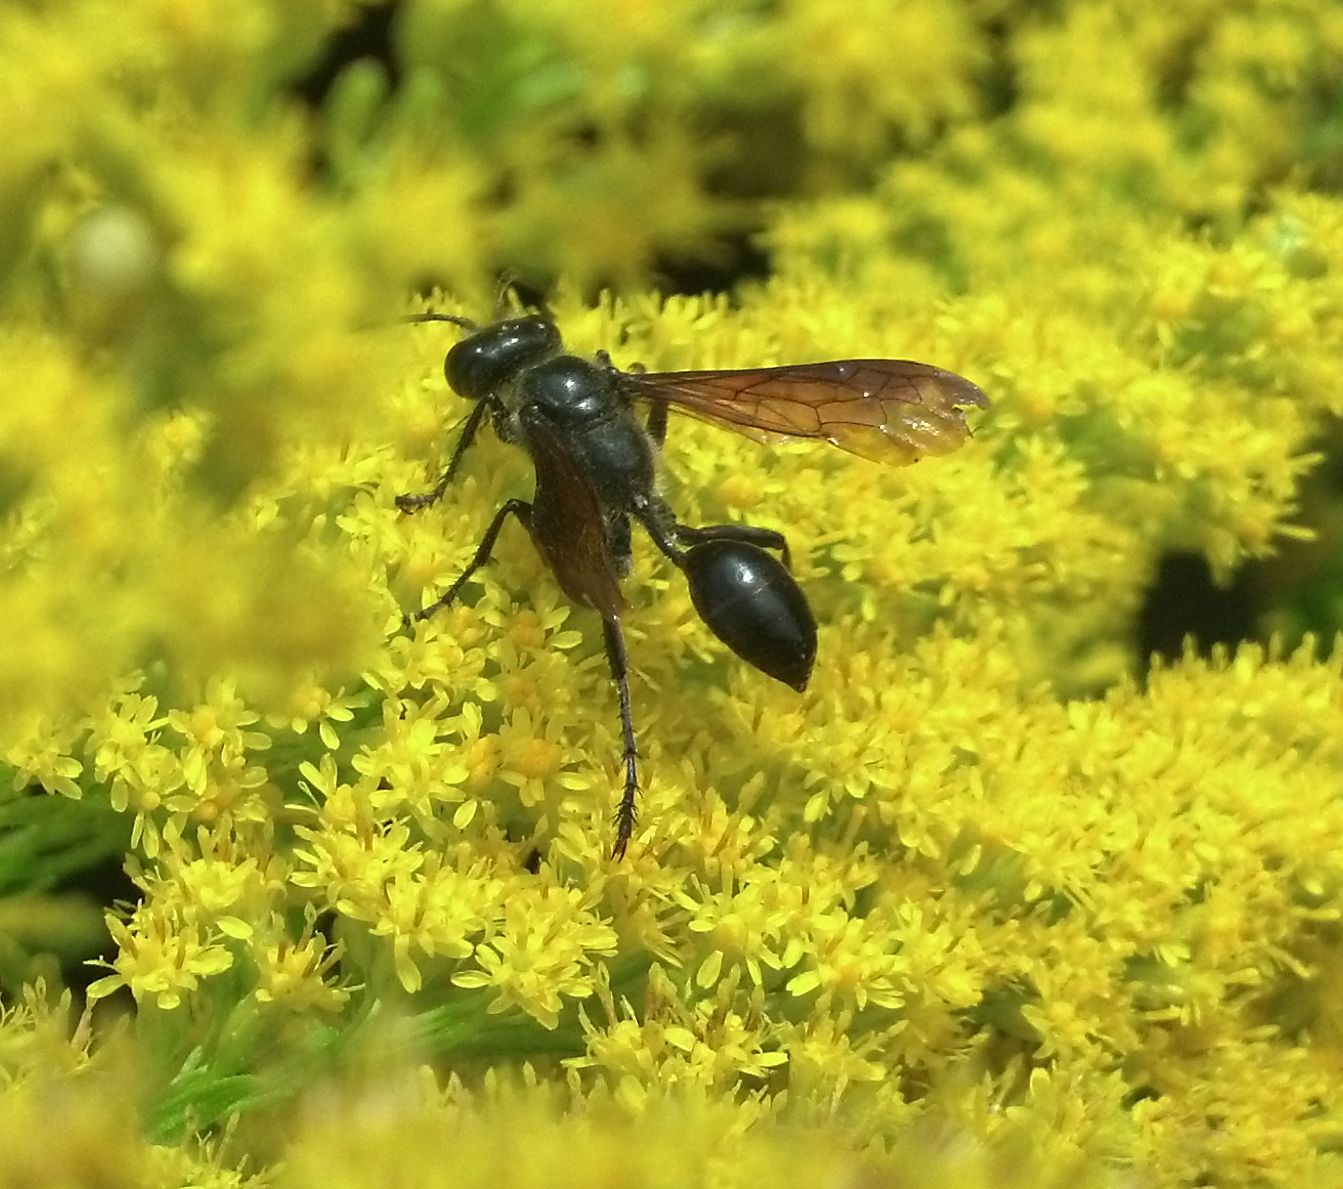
top-left (251, 909), bottom-right (350, 1014)
top-left (370, 853), bottom-right (503, 995)
top-left (4, 1), bottom-right (1343, 1182)
top-left (86, 904), bottom-right (233, 1010)
top-left (454, 884), bottom-right (617, 1028)
top-left (2, 714), bottom-right (83, 799)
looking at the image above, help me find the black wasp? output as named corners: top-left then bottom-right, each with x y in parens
top-left (396, 308), bottom-right (987, 859)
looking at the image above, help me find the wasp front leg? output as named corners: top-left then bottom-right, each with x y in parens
top-left (396, 399), bottom-right (492, 513)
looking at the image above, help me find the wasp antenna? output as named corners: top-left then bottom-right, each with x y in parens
top-left (398, 312), bottom-right (478, 330)
top-left (493, 272), bottom-right (555, 322)
top-left (492, 271), bottom-right (519, 319)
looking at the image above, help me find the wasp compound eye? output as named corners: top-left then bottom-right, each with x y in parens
top-left (682, 540), bottom-right (817, 692)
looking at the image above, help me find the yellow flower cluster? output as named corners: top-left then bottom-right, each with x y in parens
top-left (2, 0), bottom-right (1343, 1185)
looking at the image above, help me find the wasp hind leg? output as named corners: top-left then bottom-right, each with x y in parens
top-left (675, 522), bottom-right (793, 568)
top-left (607, 513), bottom-right (634, 578)
top-left (601, 615), bottom-right (641, 860)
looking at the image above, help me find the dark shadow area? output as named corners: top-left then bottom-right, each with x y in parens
top-left (292, 1), bottom-right (400, 109)
top-left (1136, 551), bottom-right (1259, 665)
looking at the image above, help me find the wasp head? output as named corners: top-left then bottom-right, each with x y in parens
top-left (444, 316), bottom-right (562, 402)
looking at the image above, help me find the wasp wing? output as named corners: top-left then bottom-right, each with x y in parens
top-left (520, 409), bottom-right (626, 616)
top-left (625, 359), bottom-right (987, 464)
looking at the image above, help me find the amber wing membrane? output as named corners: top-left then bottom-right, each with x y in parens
top-left (522, 412), bottom-right (626, 616)
top-left (626, 359), bottom-right (988, 464)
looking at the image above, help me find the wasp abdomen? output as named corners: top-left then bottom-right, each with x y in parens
top-left (682, 540), bottom-right (817, 692)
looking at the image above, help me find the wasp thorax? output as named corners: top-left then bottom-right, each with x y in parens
top-left (521, 357), bottom-right (616, 423)
top-left (445, 315), bottom-right (561, 400)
